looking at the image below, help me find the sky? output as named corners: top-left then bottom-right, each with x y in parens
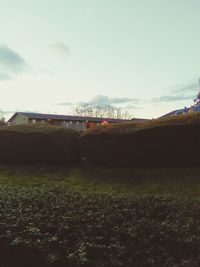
top-left (0, 0), bottom-right (200, 120)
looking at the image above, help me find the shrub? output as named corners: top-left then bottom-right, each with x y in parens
top-left (84, 112), bottom-right (200, 136)
top-left (0, 125), bottom-right (80, 165)
top-left (81, 121), bottom-right (200, 167)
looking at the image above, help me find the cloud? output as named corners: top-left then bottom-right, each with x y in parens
top-left (153, 94), bottom-right (195, 103)
top-left (172, 82), bottom-right (197, 93)
top-left (0, 72), bottom-right (13, 81)
top-left (0, 45), bottom-right (27, 74)
top-left (87, 95), bottom-right (140, 106)
top-left (56, 95), bottom-right (140, 107)
top-left (0, 45), bottom-right (28, 81)
top-left (152, 80), bottom-right (199, 103)
top-left (49, 43), bottom-right (70, 56)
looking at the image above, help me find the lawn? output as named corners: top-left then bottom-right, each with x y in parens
top-left (0, 164), bottom-right (200, 198)
top-left (1, 187), bottom-right (200, 266)
top-left (1, 165), bottom-right (200, 266)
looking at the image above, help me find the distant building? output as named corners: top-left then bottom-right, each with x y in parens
top-left (191, 101), bottom-right (200, 112)
top-left (7, 112), bottom-right (135, 131)
top-left (161, 102), bottom-right (200, 119)
top-left (160, 81), bottom-right (200, 118)
top-left (130, 118), bottom-right (150, 122)
top-left (160, 108), bottom-right (188, 118)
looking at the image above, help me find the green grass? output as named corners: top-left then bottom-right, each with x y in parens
top-left (0, 164), bottom-right (200, 197)
top-left (1, 188), bottom-right (200, 266)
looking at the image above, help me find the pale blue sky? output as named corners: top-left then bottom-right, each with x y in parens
top-left (0, 0), bottom-right (200, 119)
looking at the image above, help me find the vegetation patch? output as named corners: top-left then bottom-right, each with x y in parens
top-left (0, 186), bottom-right (200, 266)
top-left (0, 125), bottom-right (80, 165)
top-left (83, 112), bottom-right (200, 135)
top-left (1, 165), bottom-right (200, 197)
top-left (81, 113), bottom-right (200, 167)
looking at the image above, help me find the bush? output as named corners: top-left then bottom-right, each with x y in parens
top-left (0, 125), bottom-right (80, 165)
top-left (0, 187), bottom-right (200, 266)
top-left (83, 112), bottom-right (200, 136)
top-left (81, 121), bottom-right (200, 167)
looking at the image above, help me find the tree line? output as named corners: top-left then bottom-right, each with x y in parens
top-left (0, 111), bottom-right (5, 126)
top-left (74, 104), bottom-right (132, 119)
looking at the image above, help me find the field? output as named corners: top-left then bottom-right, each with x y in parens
top-left (0, 165), bottom-right (200, 266)
top-left (1, 164), bottom-right (200, 197)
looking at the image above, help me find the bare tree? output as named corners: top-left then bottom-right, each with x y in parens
top-left (74, 104), bottom-right (132, 119)
top-left (0, 111), bottom-right (5, 126)
top-left (194, 91), bottom-right (200, 103)
top-left (0, 119), bottom-right (5, 126)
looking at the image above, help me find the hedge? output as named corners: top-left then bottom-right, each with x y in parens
top-left (80, 123), bottom-right (200, 167)
top-left (0, 125), bottom-right (80, 165)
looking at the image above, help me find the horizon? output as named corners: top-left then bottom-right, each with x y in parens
top-left (0, 0), bottom-right (200, 120)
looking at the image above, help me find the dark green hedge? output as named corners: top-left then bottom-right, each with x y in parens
top-left (81, 124), bottom-right (200, 167)
top-left (0, 187), bottom-right (200, 267)
top-left (0, 125), bottom-right (80, 165)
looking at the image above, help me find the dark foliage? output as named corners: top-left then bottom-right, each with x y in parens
top-left (0, 125), bottom-right (80, 165)
top-left (0, 187), bottom-right (200, 267)
top-left (81, 124), bottom-right (200, 167)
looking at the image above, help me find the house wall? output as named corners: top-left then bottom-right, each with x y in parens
top-left (28, 118), bottom-right (87, 131)
top-left (61, 121), bottom-right (87, 131)
top-left (29, 119), bottom-right (47, 125)
top-left (10, 115), bottom-right (102, 131)
top-left (9, 114), bottom-right (29, 125)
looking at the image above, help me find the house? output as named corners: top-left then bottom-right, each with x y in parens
top-left (7, 112), bottom-right (133, 131)
top-left (159, 108), bottom-right (188, 118)
top-left (160, 103), bottom-right (200, 119)
top-left (130, 118), bottom-right (150, 122)
top-left (160, 88), bottom-right (200, 118)
top-left (191, 101), bottom-right (200, 112)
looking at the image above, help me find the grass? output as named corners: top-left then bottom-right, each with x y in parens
top-left (1, 188), bottom-right (200, 266)
top-left (0, 164), bottom-right (200, 198)
top-left (0, 165), bottom-right (200, 266)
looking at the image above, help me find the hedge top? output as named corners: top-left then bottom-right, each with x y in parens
top-left (0, 124), bottom-right (79, 135)
top-left (82, 112), bottom-right (200, 136)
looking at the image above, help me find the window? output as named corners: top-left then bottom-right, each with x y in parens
top-left (38, 120), bottom-right (45, 124)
